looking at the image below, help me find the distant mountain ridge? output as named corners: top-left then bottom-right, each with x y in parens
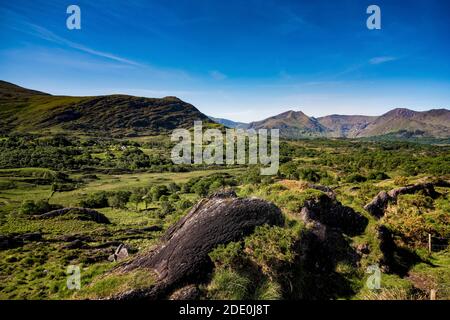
top-left (247, 110), bottom-right (329, 138)
top-left (1, 81), bottom-right (448, 139)
top-left (208, 116), bottom-right (249, 129)
top-left (356, 108), bottom-right (450, 138)
top-left (214, 108), bottom-right (450, 139)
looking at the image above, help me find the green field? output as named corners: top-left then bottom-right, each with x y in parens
top-left (0, 135), bottom-right (449, 300)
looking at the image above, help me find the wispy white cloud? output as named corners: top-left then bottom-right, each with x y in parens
top-left (329, 56), bottom-right (398, 80)
top-left (22, 22), bottom-right (143, 67)
top-left (209, 70), bottom-right (227, 80)
top-left (0, 6), bottom-right (141, 67)
top-left (1, 8), bottom-right (194, 82)
top-left (369, 56), bottom-right (397, 65)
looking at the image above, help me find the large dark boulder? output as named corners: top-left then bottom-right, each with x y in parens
top-left (299, 195), bottom-right (368, 236)
top-left (115, 190), bottom-right (283, 299)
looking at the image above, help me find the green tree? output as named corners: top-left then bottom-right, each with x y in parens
top-left (167, 182), bottom-right (180, 193)
top-left (129, 193), bottom-right (142, 210)
top-left (150, 185), bottom-right (169, 201)
top-left (108, 191), bottom-right (131, 209)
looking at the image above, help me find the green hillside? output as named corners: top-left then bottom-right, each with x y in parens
top-left (0, 81), bottom-right (214, 137)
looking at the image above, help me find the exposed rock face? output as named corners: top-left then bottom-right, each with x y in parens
top-left (306, 183), bottom-right (336, 199)
top-left (291, 194), bottom-right (368, 299)
top-left (115, 190), bottom-right (283, 299)
top-left (377, 225), bottom-right (396, 273)
top-left (376, 225), bottom-right (421, 275)
top-left (108, 244), bottom-right (130, 262)
top-left (0, 232), bottom-right (42, 250)
top-left (364, 191), bottom-right (390, 218)
top-left (169, 285), bottom-right (201, 300)
top-left (33, 207), bottom-right (110, 224)
top-left (63, 239), bottom-right (86, 250)
top-left (364, 181), bottom-right (448, 218)
top-left (300, 195), bottom-right (368, 236)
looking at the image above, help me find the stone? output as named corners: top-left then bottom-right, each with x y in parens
top-left (114, 190), bottom-right (283, 299)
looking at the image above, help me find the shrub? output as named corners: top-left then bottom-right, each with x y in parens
top-left (240, 166), bottom-right (262, 184)
top-left (79, 192), bottom-right (109, 208)
top-left (394, 176), bottom-right (408, 186)
top-left (298, 168), bottom-right (321, 183)
top-left (368, 171), bottom-right (390, 181)
top-left (192, 183), bottom-right (208, 197)
top-left (150, 185), bottom-right (169, 201)
top-left (384, 194), bottom-right (437, 245)
top-left (160, 200), bottom-right (174, 215)
top-left (177, 198), bottom-right (193, 210)
top-left (244, 225), bottom-right (296, 276)
top-left (19, 199), bottom-right (60, 215)
top-left (346, 173), bottom-right (367, 183)
top-left (167, 182), bottom-right (180, 193)
top-left (168, 193), bottom-right (180, 201)
top-left (129, 193), bottom-right (142, 210)
top-left (209, 242), bottom-right (244, 269)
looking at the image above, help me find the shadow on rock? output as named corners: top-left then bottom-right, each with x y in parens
top-left (286, 195), bottom-right (368, 299)
top-left (113, 190), bottom-right (284, 299)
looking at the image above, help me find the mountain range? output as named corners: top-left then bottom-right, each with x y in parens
top-left (1, 80), bottom-right (449, 139)
top-left (243, 108), bottom-right (450, 138)
top-left (214, 108), bottom-right (450, 139)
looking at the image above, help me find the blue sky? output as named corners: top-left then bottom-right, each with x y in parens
top-left (0, 0), bottom-right (449, 122)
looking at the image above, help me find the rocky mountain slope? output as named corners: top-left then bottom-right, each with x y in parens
top-left (356, 108), bottom-right (450, 138)
top-left (317, 114), bottom-right (377, 138)
top-left (237, 108), bottom-right (450, 139)
top-left (247, 110), bottom-right (329, 138)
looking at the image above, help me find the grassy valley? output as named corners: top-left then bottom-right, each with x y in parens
top-left (0, 81), bottom-right (449, 300)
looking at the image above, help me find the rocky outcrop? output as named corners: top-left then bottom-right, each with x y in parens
top-left (113, 190), bottom-right (283, 299)
top-left (300, 195), bottom-right (368, 236)
top-left (364, 181), bottom-right (449, 218)
top-left (377, 225), bottom-right (397, 272)
top-left (0, 232), bottom-right (42, 250)
top-left (108, 244), bottom-right (130, 262)
top-left (306, 183), bottom-right (336, 199)
top-left (364, 191), bottom-right (390, 218)
top-left (290, 194), bottom-right (368, 299)
top-left (33, 207), bottom-right (110, 224)
top-left (63, 239), bottom-right (86, 250)
top-left (169, 285), bottom-right (201, 300)
top-left (376, 225), bottom-right (422, 275)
